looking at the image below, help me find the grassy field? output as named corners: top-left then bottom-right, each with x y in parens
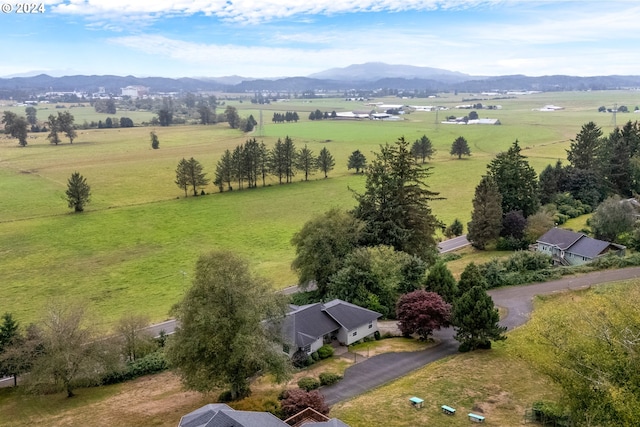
top-left (1, 90), bottom-right (639, 327)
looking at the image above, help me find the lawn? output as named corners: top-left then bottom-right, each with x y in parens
top-left (1, 90), bottom-right (637, 328)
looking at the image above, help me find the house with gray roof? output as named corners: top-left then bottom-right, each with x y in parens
top-left (178, 404), bottom-right (351, 427)
top-left (536, 227), bottom-right (625, 266)
top-left (282, 299), bottom-right (381, 357)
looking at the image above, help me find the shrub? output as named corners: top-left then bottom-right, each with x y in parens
top-left (101, 351), bottom-right (168, 385)
top-left (503, 251), bottom-right (552, 273)
top-left (280, 389), bottom-right (329, 418)
top-left (458, 342), bottom-right (471, 352)
top-left (311, 351), bottom-right (320, 361)
top-left (218, 390), bottom-right (233, 402)
top-left (297, 377), bottom-right (320, 391)
top-left (319, 372), bottom-right (342, 386)
top-left (374, 330), bottom-right (381, 340)
top-left (317, 344), bottom-right (334, 359)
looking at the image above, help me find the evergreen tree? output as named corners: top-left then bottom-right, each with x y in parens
top-left (450, 136), bottom-right (471, 159)
top-left (538, 160), bottom-right (565, 204)
top-left (566, 121), bottom-right (603, 170)
top-left (65, 172), bottom-right (91, 212)
top-left (175, 158), bottom-right (190, 196)
top-left (424, 261), bottom-right (458, 303)
top-left (283, 135), bottom-right (296, 183)
top-left (457, 262), bottom-right (487, 296)
top-left (352, 137), bottom-right (442, 262)
top-left (347, 150), bottom-right (367, 173)
top-left (185, 157), bottom-right (209, 196)
top-left (411, 135), bottom-right (435, 163)
top-left (214, 150), bottom-right (233, 192)
top-left (296, 144), bottom-right (316, 181)
top-left (467, 175), bottom-right (503, 249)
top-left (487, 140), bottom-right (539, 217)
top-left (317, 147), bottom-right (335, 178)
top-left (270, 138), bottom-right (287, 184)
top-left (452, 286), bottom-right (506, 351)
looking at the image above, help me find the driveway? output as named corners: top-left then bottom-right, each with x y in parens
top-left (321, 266), bottom-right (640, 405)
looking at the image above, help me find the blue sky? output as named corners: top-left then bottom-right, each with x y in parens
top-left (1, 0), bottom-right (639, 78)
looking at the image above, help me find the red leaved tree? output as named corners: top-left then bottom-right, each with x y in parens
top-left (280, 388), bottom-right (329, 418)
top-left (396, 290), bottom-right (451, 340)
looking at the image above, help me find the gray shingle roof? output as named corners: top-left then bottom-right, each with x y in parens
top-left (537, 227), bottom-right (625, 259)
top-left (537, 228), bottom-right (583, 250)
top-left (178, 404), bottom-right (287, 427)
top-left (282, 300), bottom-right (382, 348)
top-left (323, 300), bottom-right (382, 330)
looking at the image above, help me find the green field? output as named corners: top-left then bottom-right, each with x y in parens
top-left (1, 90), bottom-right (639, 329)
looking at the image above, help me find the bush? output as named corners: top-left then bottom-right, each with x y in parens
top-left (319, 372), bottom-right (342, 386)
top-left (503, 251), bottom-right (552, 273)
top-left (297, 377), bottom-right (321, 391)
top-left (496, 236), bottom-right (529, 251)
top-left (101, 351), bottom-right (168, 385)
top-left (317, 344), bottom-right (334, 359)
top-left (218, 390), bottom-right (233, 402)
top-left (458, 342), bottom-right (471, 352)
top-left (311, 351), bottom-right (320, 361)
top-left (374, 330), bottom-right (381, 340)
top-left (280, 389), bottom-right (329, 418)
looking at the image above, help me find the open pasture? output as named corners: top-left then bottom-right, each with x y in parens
top-left (1, 90), bottom-right (639, 327)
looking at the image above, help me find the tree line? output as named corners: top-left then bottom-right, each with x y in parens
top-left (467, 121), bottom-right (640, 251)
top-left (2, 110), bottom-right (77, 146)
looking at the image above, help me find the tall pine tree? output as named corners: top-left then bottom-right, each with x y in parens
top-left (467, 175), bottom-right (503, 249)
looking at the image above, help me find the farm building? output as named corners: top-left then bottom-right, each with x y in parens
top-left (536, 228), bottom-right (625, 266)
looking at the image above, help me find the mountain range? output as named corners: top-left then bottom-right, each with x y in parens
top-left (1, 63), bottom-right (640, 95)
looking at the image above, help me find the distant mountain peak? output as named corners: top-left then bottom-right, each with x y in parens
top-left (307, 62), bottom-right (471, 83)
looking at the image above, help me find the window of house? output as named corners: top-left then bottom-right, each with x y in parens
top-left (368, 321), bottom-right (373, 329)
top-left (303, 344), bottom-right (311, 353)
top-left (352, 331), bottom-right (357, 337)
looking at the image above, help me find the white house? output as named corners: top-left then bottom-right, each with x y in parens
top-left (281, 299), bottom-right (381, 357)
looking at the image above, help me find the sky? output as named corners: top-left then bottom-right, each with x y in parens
top-left (1, 0), bottom-right (639, 79)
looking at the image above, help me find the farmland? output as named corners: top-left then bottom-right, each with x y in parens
top-left (1, 90), bottom-right (639, 329)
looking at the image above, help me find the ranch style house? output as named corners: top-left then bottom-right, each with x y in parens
top-left (536, 227), bottom-right (626, 266)
top-left (282, 299), bottom-right (382, 357)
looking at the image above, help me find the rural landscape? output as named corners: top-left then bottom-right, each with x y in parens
top-left (2, 1), bottom-right (640, 427)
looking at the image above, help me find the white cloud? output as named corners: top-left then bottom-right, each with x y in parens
top-left (48, 0), bottom-right (503, 24)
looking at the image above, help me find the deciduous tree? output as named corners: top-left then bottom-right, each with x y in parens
top-left (166, 251), bottom-right (289, 400)
top-left (150, 131), bottom-right (159, 149)
top-left (280, 389), bottom-right (329, 418)
top-left (291, 209), bottom-right (364, 296)
top-left (65, 172), bottom-right (91, 212)
top-left (396, 290), bottom-right (451, 340)
top-left (2, 111), bottom-right (28, 146)
top-left (57, 111), bottom-right (77, 144)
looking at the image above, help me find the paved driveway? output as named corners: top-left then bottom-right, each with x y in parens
top-left (321, 266), bottom-right (640, 405)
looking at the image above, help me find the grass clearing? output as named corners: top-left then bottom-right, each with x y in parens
top-left (2, 91), bottom-right (638, 327)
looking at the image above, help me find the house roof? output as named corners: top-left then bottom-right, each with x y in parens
top-left (537, 228), bottom-right (583, 250)
top-left (283, 299), bottom-right (382, 348)
top-left (537, 227), bottom-right (625, 259)
top-left (178, 404), bottom-right (287, 427)
top-left (323, 300), bottom-right (382, 330)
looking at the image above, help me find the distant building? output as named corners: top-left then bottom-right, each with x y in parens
top-left (536, 228), bottom-right (625, 266)
top-left (120, 85), bottom-right (149, 99)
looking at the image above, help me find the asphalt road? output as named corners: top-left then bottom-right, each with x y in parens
top-left (320, 266), bottom-right (640, 405)
top-left (437, 234), bottom-right (470, 253)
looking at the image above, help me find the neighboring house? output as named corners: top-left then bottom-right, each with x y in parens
top-left (282, 299), bottom-right (381, 357)
top-left (178, 404), bottom-right (350, 427)
top-left (536, 227), bottom-right (626, 266)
